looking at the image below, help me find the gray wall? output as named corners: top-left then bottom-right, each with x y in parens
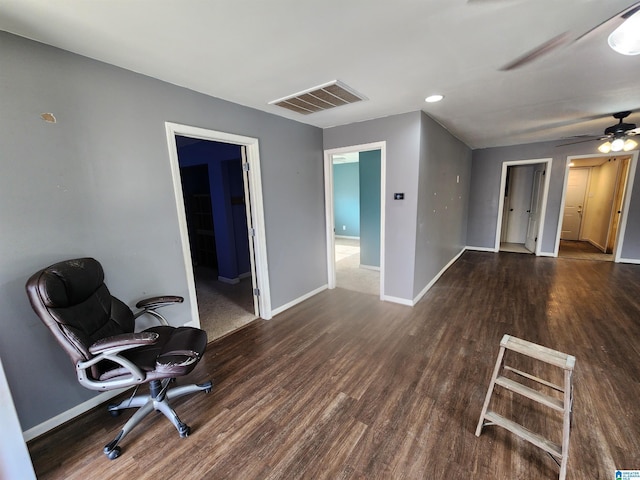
top-left (324, 111), bottom-right (472, 302)
top-left (414, 112), bottom-right (471, 298)
top-left (0, 32), bottom-right (325, 431)
top-left (324, 112), bottom-right (422, 300)
top-left (468, 139), bottom-right (640, 260)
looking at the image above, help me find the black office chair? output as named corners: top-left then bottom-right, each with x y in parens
top-left (26, 257), bottom-right (212, 459)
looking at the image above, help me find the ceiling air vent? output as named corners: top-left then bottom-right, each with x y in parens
top-left (269, 80), bottom-right (367, 115)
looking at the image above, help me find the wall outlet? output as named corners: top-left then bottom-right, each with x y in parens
top-left (342, 225), bottom-right (346, 230)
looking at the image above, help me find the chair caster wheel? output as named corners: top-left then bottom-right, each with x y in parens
top-left (105, 446), bottom-right (121, 460)
top-left (178, 423), bottom-right (191, 438)
top-left (108, 406), bottom-right (121, 417)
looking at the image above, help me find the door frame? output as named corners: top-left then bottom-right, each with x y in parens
top-left (165, 122), bottom-right (272, 324)
top-left (494, 158), bottom-right (552, 255)
top-left (556, 151), bottom-right (639, 262)
top-left (324, 141), bottom-right (386, 299)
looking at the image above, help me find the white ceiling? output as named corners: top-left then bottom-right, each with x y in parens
top-left (1, 0), bottom-right (639, 149)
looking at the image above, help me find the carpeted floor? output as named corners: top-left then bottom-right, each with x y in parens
top-left (194, 266), bottom-right (256, 341)
top-left (335, 237), bottom-right (379, 296)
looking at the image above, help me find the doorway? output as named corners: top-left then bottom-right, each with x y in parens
top-left (557, 154), bottom-right (634, 262)
top-left (324, 142), bottom-right (386, 299)
top-left (176, 137), bottom-right (255, 339)
top-left (165, 123), bottom-right (272, 337)
top-left (495, 158), bottom-right (551, 255)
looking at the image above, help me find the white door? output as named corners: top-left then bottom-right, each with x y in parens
top-left (525, 169), bottom-right (544, 252)
top-left (241, 146), bottom-right (259, 317)
top-left (561, 168), bottom-right (589, 240)
top-left (505, 166), bottom-right (534, 244)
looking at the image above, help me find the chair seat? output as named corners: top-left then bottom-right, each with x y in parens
top-left (99, 326), bottom-right (207, 381)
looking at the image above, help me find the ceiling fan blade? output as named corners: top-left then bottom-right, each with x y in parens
top-left (556, 136), bottom-right (602, 147)
top-left (499, 32), bottom-right (571, 71)
top-left (573, 1), bottom-right (640, 44)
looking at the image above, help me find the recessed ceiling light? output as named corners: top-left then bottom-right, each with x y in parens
top-left (425, 94), bottom-right (444, 103)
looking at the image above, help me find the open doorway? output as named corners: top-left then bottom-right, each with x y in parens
top-left (176, 137), bottom-right (255, 339)
top-left (495, 158), bottom-right (551, 255)
top-left (324, 142), bottom-right (386, 299)
top-left (165, 122), bottom-right (272, 340)
top-left (557, 154), bottom-right (633, 262)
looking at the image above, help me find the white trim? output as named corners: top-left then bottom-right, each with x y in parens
top-left (335, 235), bottom-right (360, 240)
top-left (617, 257), bottom-right (640, 265)
top-left (1, 357), bottom-right (36, 478)
top-left (23, 388), bottom-right (129, 442)
top-left (495, 158), bottom-right (552, 255)
top-left (465, 245), bottom-right (496, 253)
top-left (558, 151), bottom-right (638, 263)
top-left (324, 142), bottom-right (387, 300)
top-left (164, 122), bottom-right (272, 321)
top-left (381, 294), bottom-right (414, 306)
top-left (537, 251), bottom-right (556, 257)
top-left (413, 247), bottom-right (465, 305)
top-left (271, 284), bottom-right (328, 316)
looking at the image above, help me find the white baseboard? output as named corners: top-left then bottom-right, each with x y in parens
top-left (617, 257), bottom-right (640, 264)
top-left (537, 251), bottom-right (556, 257)
top-left (23, 388), bottom-right (129, 442)
top-left (381, 295), bottom-right (413, 306)
top-left (239, 271), bottom-right (252, 279)
top-left (413, 248), bottom-right (465, 305)
top-left (271, 284), bottom-right (328, 317)
top-left (465, 245), bottom-right (495, 253)
top-left (335, 235), bottom-right (360, 239)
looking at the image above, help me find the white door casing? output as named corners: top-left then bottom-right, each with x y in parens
top-left (165, 122), bottom-right (272, 323)
top-left (324, 142), bottom-right (386, 299)
top-left (495, 158), bottom-right (552, 255)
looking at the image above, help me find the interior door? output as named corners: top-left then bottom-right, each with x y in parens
top-left (505, 166), bottom-right (534, 244)
top-left (241, 146), bottom-right (259, 316)
top-left (525, 168), bottom-right (544, 252)
top-left (561, 168), bottom-right (589, 240)
top-left (606, 158), bottom-right (630, 253)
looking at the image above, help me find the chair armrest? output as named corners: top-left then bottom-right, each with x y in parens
top-left (135, 296), bottom-right (184, 310)
top-left (89, 332), bottom-right (159, 355)
top-left (134, 296), bottom-right (183, 326)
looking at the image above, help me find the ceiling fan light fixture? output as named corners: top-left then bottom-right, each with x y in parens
top-left (623, 138), bottom-right (638, 151)
top-left (608, 10), bottom-right (640, 55)
top-left (598, 141), bottom-right (612, 153)
top-left (611, 137), bottom-right (626, 151)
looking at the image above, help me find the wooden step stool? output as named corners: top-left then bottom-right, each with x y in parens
top-left (476, 334), bottom-right (575, 480)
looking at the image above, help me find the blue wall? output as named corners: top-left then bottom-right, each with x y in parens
top-left (333, 162), bottom-right (360, 237)
top-left (359, 150), bottom-right (381, 267)
top-left (177, 139), bottom-right (250, 281)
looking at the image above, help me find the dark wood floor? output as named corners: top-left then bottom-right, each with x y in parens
top-left (28, 251), bottom-right (640, 479)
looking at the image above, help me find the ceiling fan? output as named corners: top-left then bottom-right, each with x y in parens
top-left (559, 111), bottom-right (640, 152)
top-left (498, 1), bottom-right (640, 70)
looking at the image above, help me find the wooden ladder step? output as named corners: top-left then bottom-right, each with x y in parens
top-left (501, 335), bottom-right (575, 370)
top-left (484, 411), bottom-right (562, 458)
top-left (494, 376), bottom-right (564, 411)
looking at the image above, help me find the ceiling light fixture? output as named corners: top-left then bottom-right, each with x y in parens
top-left (598, 137), bottom-right (638, 153)
top-left (608, 8), bottom-right (640, 55)
top-left (425, 94), bottom-right (444, 103)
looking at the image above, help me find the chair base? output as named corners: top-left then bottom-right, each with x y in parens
top-left (103, 378), bottom-right (213, 459)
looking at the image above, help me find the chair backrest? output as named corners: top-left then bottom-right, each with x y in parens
top-left (26, 258), bottom-right (135, 369)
